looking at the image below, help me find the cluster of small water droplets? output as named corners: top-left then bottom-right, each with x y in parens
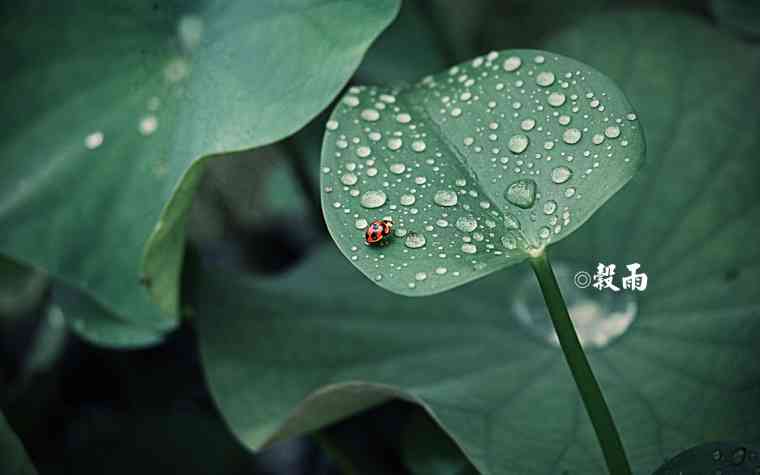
top-left (322, 50), bottom-right (640, 291)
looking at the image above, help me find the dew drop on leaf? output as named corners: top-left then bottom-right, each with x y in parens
top-left (455, 215), bottom-right (478, 233)
top-left (505, 179), bottom-right (537, 209)
top-left (433, 190), bottom-right (458, 207)
top-left (562, 128), bottom-right (582, 144)
top-left (551, 166), bottom-right (573, 184)
top-left (360, 190), bottom-right (387, 209)
top-left (404, 232), bottom-right (426, 249)
top-left (508, 134), bottom-right (530, 154)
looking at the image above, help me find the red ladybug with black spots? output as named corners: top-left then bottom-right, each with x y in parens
top-left (365, 218), bottom-right (393, 246)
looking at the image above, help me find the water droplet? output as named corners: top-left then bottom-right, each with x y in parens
top-left (360, 108), bottom-right (380, 122)
top-left (508, 134), bottom-right (530, 154)
top-left (360, 190), bottom-right (387, 208)
top-left (536, 71), bottom-right (555, 87)
top-left (397, 113), bottom-right (411, 124)
top-left (503, 56), bottom-right (522, 72)
top-left (389, 163), bottom-right (406, 174)
top-left (411, 140), bottom-right (427, 152)
top-left (520, 119), bottom-right (536, 131)
top-left (139, 115), bottom-right (158, 136)
top-left (404, 232), bottom-right (426, 249)
top-left (434, 190), bottom-right (458, 207)
top-left (543, 200), bottom-right (557, 215)
top-left (415, 272), bottom-right (427, 281)
top-left (564, 187), bottom-right (576, 198)
top-left (355, 218), bottom-right (368, 229)
top-left (461, 243), bottom-right (477, 254)
top-left (400, 194), bottom-right (416, 206)
top-left (513, 262), bottom-right (637, 349)
top-left (356, 146), bottom-right (371, 158)
top-left (455, 215), bottom-right (478, 233)
top-left (605, 126), bottom-right (621, 138)
top-left (626, 113), bottom-right (637, 121)
top-left (340, 173), bottom-right (358, 186)
top-left (551, 166), bottom-right (573, 184)
top-left (563, 128), bottom-right (582, 144)
top-left (343, 95), bottom-right (359, 107)
top-left (592, 133), bottom-right (605, 145)
top-left (451, 107), bottom-right (462, 117)
top-left (388, 138), bottom-right (402, 150)
top-left (326, 120), bottom-right (338, 131)
top-left (548, 92), bottom-right (566, 107)
top-left (558, 115), bottom-right (571, 125)
top-left (713, 450), bottom-right (722, 462)
top-left (84, 131), bottom-right (104, 150)
top-left (436, 267), bottom-right (447, 275)
top-left (505, 179), bottom-right (537, 209)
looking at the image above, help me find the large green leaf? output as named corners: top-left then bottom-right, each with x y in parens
top-left (197, 10), bottom-right (760, 475)
top-left (321, 48), bottom-right (645, 296)
top-left (0, 0), bottom-right (399, 335)
top-left (0, 412), bottom-right (37, 475)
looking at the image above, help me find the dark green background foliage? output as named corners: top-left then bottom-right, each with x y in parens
top-left (2, 1), bottom-right (759, 474)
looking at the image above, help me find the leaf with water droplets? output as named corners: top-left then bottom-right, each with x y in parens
top-left (321, 49), bottom-right (645, 295)
top-left (0, 0), bottom-right (399, 344)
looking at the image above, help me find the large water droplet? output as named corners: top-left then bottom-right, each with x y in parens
top-left (404, 232), bottom-right (426, 249)
top-left (551, 166), bottom-right (573, 184)
top-left (513, 262), bottom-right (637, 349)
top-left (503, 56), bottom-right (522, 72)
top-left (411, 140), bottom-right (427, 152)
top-left (562, 128), bottom-right (582, 144)
top-left (461, 243), bottom-right (477, 254)
top-left (388, 137), bottom-right (403, 151)
top-left (543, 200), bottom-right (557, 215)
top-left (505, 179), bottom-right (537, 209)
top-left (508, 134), bottom-right (529, 154)
top-left (360, 190), bottom-right (387, 208)
top-left (433, 190), bottom-right (458, 207)
top-left (360, 108), bottom-right (380, 121)
top-left (547, 92), bottom-right (566, 107)
top-left (455, 215), bottom-right (478, 232)
top-left (340, 173), bottom-right (358, 186)
top-left (536, 71), bottom-right (555, 87)
top-left (389, 162), bottom-right (406, 174)
top-left (605, 125), bottom-right (621, 138)
top-left (400, 194), bottom-right (416, 206)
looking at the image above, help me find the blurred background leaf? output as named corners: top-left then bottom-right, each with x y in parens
top-left (0, 0), bottom-right (400, 345)
top-left (710, 0), bottom-right (760, 39)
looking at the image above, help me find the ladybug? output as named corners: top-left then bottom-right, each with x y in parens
top-left (365, 218), bottom-right (394, 246)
